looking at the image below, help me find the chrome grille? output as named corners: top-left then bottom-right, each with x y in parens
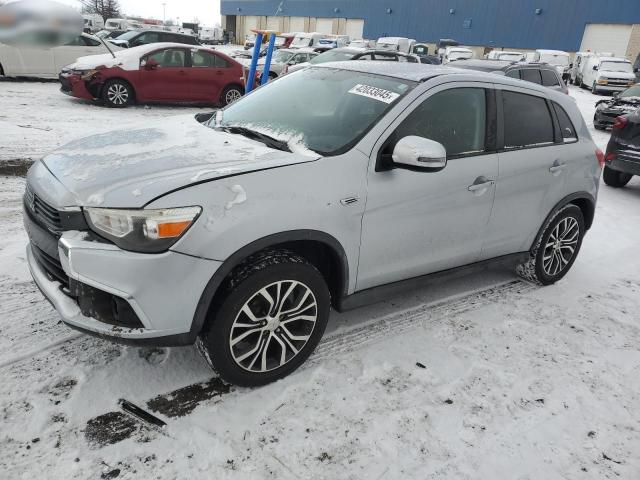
top-left (24, 184), bottom-right (62, 232)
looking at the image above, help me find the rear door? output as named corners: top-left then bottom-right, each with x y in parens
top-left (53, 35), bottom-right (103, 73)
top-left (189, 49), bottom-right (230, 102)
top-left (137, 47), bottom-right (192, 101)
top-left (481, 86), bottom-right (570, 259)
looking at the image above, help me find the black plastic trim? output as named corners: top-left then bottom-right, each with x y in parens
top-left (336, 252), bottom-right (529, 312)
top-left (531, 191), bottom-right (597, 244)
top-left (183, 230), bottom-right (350, 344)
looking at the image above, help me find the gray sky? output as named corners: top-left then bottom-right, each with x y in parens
top-left (58, 0), bottom-right (222, 26)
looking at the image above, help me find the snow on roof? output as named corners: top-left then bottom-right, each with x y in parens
top-left (537, 49), bottom-right (570, 56)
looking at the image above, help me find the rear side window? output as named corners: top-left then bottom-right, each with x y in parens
top-left (394, 88), bottom-right (487, 157)
top-left (214, 54), bottom-right (229, 68)
top-left (502, 91), bottom-right (554, 149)
top-left (520, 69), bottom-right (542, 84)
top-left (505, 69), bottom-right (520, 79)
top-left (553, 102), bottom-right (578, 142)
top-left (541, 69), bottom-right (560, 87)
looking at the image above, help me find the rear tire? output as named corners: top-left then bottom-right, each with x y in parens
top-left (220, 85), bottom-right (243, 106)
top-left (102, 79), bottom-right (134, 108)
top-left (603, 166), bottom-right (632, 188)
top-left (517, 205), bottom-right (585, 286)
top-left (198, 250), bottom-right (330, 387)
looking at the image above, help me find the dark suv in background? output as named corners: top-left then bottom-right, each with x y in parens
top-left (603, 109), bottom-right (640, 188)
top-left (454, 59), bottom-right (568, 94)
top-left (109, 30), bottom-right (200, 48)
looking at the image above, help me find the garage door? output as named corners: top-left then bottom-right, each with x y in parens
top-left (316, 18), bottom-right (334, 34)
top-left (345, 19), bottom-right (365, 40)
top-left (266, 16), bottom-right (281, 32)
top-left (580, 24), bottom-right (632, 58)
top-left (289, 16), bottom-right (306, 33)
top-left (243, 15), bottom-right (259, 40)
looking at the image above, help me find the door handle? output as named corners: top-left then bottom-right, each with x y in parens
top-left (468, 178), bottom-right (495, 192)
top-left (549, 163), bottom-right (567, 174)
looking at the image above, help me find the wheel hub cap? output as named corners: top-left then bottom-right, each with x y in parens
top-left (229, 280), bottom-right (318, 373)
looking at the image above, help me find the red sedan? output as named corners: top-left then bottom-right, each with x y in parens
top-left (59, 43), bottom-right (248, 107)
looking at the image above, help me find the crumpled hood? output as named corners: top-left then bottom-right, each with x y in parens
top-left (40, 115), bottom-right (320, 208)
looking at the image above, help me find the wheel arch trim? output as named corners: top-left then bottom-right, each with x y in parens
top-left (531, 191), bottom-right (596, 252)
top-left (188, 229), bottom-right (350, 341)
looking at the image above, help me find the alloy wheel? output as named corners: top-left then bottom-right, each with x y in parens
top-left (225, 89), bottom-right (242, 104)
top-left (107, 83), bottom-right (129, 105)
top-left (542, 217), bottom-right (580, 276)
top-left (229, 280), bottom-right (318, 373)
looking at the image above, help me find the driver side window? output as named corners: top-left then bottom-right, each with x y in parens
top-left (390, 88), bottom-right (488, 157)
top-left (146, 48), bottom-right (186, 68)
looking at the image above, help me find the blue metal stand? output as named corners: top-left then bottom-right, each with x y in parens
top-left (261, 33), bottom-right (277, 85)
top-left (245, 32), bottom-right (263, 93)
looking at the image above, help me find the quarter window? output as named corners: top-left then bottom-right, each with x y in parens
top-left (553, 103), bottom-right (578, 142)
top-left (541, 69), bottom-right (560, 87)
top-left (393, 88), bottom-right (487, 157)
top-left (502, 91), bottom-right (554, 149)
top-left (520, 69), bottom-right (542, 84)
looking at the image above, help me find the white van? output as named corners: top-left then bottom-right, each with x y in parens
top-left (486, 50), bottom-right (524, 62)
top-left (529, 49), bottom-right (571, 81)
top-left (83, 14), bottom-right (104, 34)
top-left (442, 46), bottom-right (473, 63)
top-left (375, 37), bottom-right (416, 54)
top-left (581, 55), bottom-right (636, 94)
top-left (290, 32), bottom-right (326, 49)
top-left (200, 26), bottom-right (224, 45)
top-left (570, 51), bottom-right (615, 86)
top-left (105, 18), bottom-right (141, 31)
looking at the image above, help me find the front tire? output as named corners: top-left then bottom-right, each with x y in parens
top-left (517, 205), bottom-right (585, 286)
top-left (198, 250), bottom-right (330, 387)
top-left (102, 79), bottom-right (134, 108)
top-left (603, 166), bottom-right (632, 188)
top-left (220, 85), bottom-right (243, 106)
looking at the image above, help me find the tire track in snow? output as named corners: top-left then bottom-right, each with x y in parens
top-left (309, 280), bottom-right (536, 365)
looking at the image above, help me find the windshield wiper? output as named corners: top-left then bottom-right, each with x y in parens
top-left (219, 126), bottom-right (292, 152)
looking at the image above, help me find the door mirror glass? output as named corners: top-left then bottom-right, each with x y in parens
top-left (392, 136), bottom-right (447, 171)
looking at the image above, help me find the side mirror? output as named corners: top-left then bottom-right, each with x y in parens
top-left (612, 92), bottom-right (620, 98)
top-left (144, 59), bottom-right (159, 70)
top-left (392, 136), bottom-right (447, 171)
top-left (593, 65), bottom-right (598, 71)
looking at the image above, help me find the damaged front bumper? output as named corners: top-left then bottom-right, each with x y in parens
top-left (26, 230), bottom-right (221, 346)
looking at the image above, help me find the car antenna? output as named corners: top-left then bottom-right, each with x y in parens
top-left (97, 34), bottom-right (117, 59)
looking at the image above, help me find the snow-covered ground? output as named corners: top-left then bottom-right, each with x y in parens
top-left (1, 79), bottom-right (640, 479)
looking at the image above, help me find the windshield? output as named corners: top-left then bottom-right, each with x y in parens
top-left (539, 54), bottom-right (569, 66)
top-left (310, 50), bottom-right (357, 64)
top-left (291, 36), bottom-right (312, 48)
top-left (600, 61), bottom-right (633, 73)
top-left (498, 53), bottom-right (523, 61)
top-left (217, 68), bottom-right (414, 155)
top-left (115, 30), bottom-right (139, 41)
top-left (620, 85), bottom-right (640, 98)
top-left (272, 50), bottom-right (294, 63)
top-left (450, 51), bottom-right (472, 60)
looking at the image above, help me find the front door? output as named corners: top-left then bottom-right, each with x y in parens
top-left (137, 48), bottom-right (191, 102)
top-left (357, 84), bottom-right (499, 290)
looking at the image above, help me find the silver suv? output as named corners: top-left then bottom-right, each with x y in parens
top-left (24, 63), bottom-right (602, 386)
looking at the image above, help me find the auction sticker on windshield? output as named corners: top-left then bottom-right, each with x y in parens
top-left (348, 84), bottom-right (400, 104)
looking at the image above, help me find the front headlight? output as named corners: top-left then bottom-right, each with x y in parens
top-left (84, 206), bottom-right (202, 253)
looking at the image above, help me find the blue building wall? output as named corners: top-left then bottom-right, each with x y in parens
top-left (221, 0), bottom-right (640, 51)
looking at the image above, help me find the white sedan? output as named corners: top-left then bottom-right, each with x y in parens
top-left (0, 33), bottom-right (122, 79)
